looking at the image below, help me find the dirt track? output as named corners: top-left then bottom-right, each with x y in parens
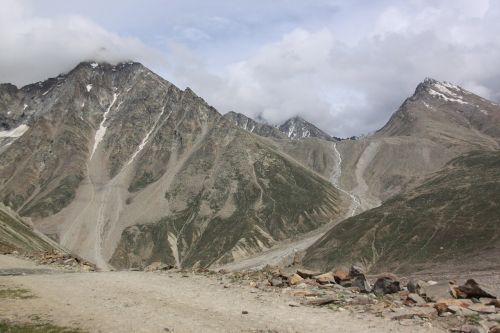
top-left (0, 256), bottom-right (446, 333)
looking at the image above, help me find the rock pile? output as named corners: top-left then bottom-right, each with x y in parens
top-left (13, 250), bottom-right (96, 272)
top-left (208, 265), bottom-right (499, 333)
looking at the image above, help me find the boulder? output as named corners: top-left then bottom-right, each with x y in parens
top-left (407, 293), bottom-right (426, 305)
top-left (349, 265), bottom-right (370, 293)
top-left (314, 272), bottom-right (335, 285)
top-left (349, 265), bottom-right (365, 278)
top-left (333, 270), bottom-right (349, 283)
top-left (289, 273), bottom-right (304, 286)
top-left (457, 279), bottom-right (497, 299)
top-left (372, 275), bottom-right (401, 295)
top-left (296, 269), bottom-right (321, 279)
top-left (420, 281), bottom-right (455, 302)
top-left (352, 276), bottom-right (370, 293)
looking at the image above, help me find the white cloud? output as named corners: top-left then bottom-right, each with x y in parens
top-left (1, 0), bottom-right (500, 137)
top-left (166, 0), bottom-right (500, 137)
top-left (0, 0), bottom-right (163, 87)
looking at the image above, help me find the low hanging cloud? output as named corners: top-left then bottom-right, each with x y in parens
top-left (2, 0), bottom-right (500, 137)
top-left (0, 0), bottom-right (163, 87)
top-left (167, 0), bottom-right (500, 137)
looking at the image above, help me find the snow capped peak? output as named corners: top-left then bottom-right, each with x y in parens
top-left (278, 116), bottom-right (335, 141)
top-left (90, 62), bottom-right (99, 69)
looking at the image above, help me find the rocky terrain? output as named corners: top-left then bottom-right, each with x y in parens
top-left (1, 254), bottom-right (499, 333)
top-left (0, 61), bottom-right (347, 270)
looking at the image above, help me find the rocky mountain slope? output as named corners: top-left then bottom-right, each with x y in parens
top-left (332, 78), bottom-right (500, 210)
top-left (224, 112), bottom-right (337, 141)
top-left (223, 111), bottom-right (285, 139)
top-left (0, 203), bottom-right (64, 254)
top-left (303, 150), bottom-right (500, 273)
top-left (279, 116), bottom-right (337, 141)
top-left (0, 62), bottom-right (346, 269)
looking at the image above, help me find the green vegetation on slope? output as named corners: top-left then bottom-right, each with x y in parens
top-left (304, 150), bottom-right (500, 273)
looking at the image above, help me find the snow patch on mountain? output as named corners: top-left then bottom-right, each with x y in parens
top-left (0, 124), bottom-right (29, 138)
top-left (90, 93), bottom-right (118, 159)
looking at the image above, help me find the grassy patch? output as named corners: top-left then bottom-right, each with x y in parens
top-left (0, 286), bottom-right (35, 299)
top-left (0, 320), bottom-right (84, 333)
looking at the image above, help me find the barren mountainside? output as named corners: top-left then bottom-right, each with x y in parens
top-left (0, 62), bottom-right (346, 269)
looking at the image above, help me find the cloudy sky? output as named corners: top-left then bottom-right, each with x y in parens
top-left (1, 0), bottom-right (500, 136)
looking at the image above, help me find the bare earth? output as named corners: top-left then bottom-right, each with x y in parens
top-left (0, 255), bottom-right (446, 333)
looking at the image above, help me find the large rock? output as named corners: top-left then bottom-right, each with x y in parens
top-left (349, 265), bottom-right (370, 293)
top-left (296, 269), bottom-right (321, 279)
top-left (333, 270), bottom-right (349, 284)
top-left (456, 279), bottom-right (497, 299)
top-left (407, 293), bottom-right (426, 305)
top-left (314, 272), bottom-right (335, 285)
top-left (420, 282), bottom-right (455, 302)
top-left (372, 275), bottom-right (401, 295)
top-left (289, 273), bottom-right (304, 286)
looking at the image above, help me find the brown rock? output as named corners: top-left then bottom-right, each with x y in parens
top-left (314, 272), bottom-right (335, 284)
top-left (458, 279), bottom-right (497, 299)
top-left (296, 269), bottom-right (321, 279)
top-left (333, 270), bottom-right (349, 283)
top-left (289, 273), bottom-right (304, 286)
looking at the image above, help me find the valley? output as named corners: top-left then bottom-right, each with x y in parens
top-left (0, 61), bottom-right (499, 333)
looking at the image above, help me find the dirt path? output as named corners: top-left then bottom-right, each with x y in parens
top-left (0, 269), bottom-right (445, 333)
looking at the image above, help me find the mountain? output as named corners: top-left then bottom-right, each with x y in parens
top-left (278, 116), bottom-right (337, 141)
top-left (329, 78), bottom-right (500, 212)
top-left (302, 78), bottom-right (500, 273)
top-left (0, 203), bottom-right (65, 254)
top-left (224, 112), bottom-right (338, 142)
top-left (0, 61), bottom-right (346, 269)
top-left (303, 150), bottom-right (500, 273)
top-left (223, 111), bottom-right (285, 139)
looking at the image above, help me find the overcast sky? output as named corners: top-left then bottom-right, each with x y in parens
top-left (1, 0), bottom-right (499, 137)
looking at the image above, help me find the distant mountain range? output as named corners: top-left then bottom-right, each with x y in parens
top-left (0, 62), bottom-right (498, 273)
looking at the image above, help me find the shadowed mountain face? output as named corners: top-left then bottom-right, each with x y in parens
top-left (303, 150), bottom-right (500, 273)
top-left (0, 62), bottom-right (345, 269)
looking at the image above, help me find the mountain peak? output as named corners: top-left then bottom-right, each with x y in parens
top-left (278, 116), bottom-right (337, 141)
